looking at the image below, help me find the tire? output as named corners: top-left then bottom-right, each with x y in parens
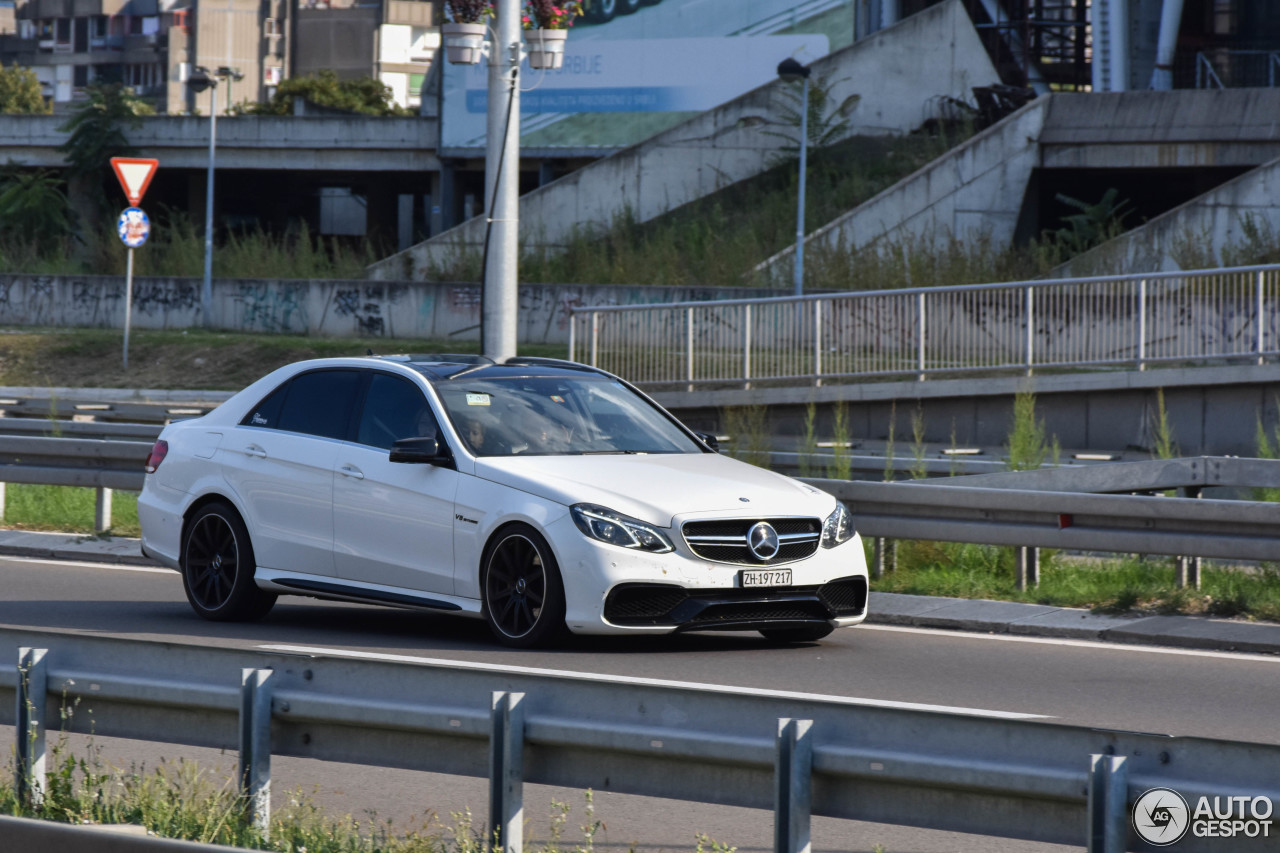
top-left (618, 0), bottom-right (642, 13)
top-left (181, 502), bottom-right (277, 622)
top-left (584, 0), bottom-right (616, 23)
top-left (759, 624), bottom-right (834, 643)
top-left (481, 524), bottom-right (567, 648)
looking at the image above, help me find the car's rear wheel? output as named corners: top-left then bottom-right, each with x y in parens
top-left (618, 0), bottom-right (643, 13)
top-left (481, 524), bottom-right (567, 648)
top-left (759, 624), bottom-right (834, 643)
top-left (181, 502), bottom-right (276, 622)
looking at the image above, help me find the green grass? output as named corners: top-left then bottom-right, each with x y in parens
top-left (870, 539), bottom-right (1280, 623)
top-left (2, 740), bottom-right (740, 853)
top-left (3, 485), bottom-right (140, 537)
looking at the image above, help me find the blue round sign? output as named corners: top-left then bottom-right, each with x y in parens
top-left (118, 207), bottom-right (150, 248)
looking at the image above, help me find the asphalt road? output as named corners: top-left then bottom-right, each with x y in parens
top-left (4, 555), bottom-right (1279, 852)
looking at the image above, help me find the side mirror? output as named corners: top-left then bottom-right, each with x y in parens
top-left (390, 436), bottom-right (449, 465)
top-left (694, 431), bottom-right (720, 452)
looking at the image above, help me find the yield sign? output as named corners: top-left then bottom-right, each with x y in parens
top-left (110, 157), bottom-right (159, 206)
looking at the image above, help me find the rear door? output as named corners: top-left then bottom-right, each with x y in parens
top-left (332, 372), bottom-right (459, 594)
top-left (220, 369), bottom-right (362, 577)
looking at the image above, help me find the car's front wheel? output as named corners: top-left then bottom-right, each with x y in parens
top-left (759, 624), bottom-right (834, 643)
top-left (481, 524), bottom-right (567, 648)
top-left (181, 502), bottom-right (277, 622)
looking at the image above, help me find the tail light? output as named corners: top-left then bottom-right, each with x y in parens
top-left (144, 440), bottom-right (169, 473)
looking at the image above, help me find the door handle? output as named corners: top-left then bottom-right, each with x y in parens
top-left (243, 445), bottom-right (267, 458)
top-left (339, 464), bottom-right (365, 480)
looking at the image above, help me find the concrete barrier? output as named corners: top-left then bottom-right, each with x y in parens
top-left (0, 275), bottom-right (781, 344)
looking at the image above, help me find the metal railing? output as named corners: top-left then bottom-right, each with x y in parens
top-left (1194, 49), bottom-right (1280, 89)
top-left (568, 265), bottom-right (1280, 388)
top-left (5, 628), bottom-right (1279, 853)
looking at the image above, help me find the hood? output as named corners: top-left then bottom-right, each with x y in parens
top-left (474, 452), bottom-right (835, 527)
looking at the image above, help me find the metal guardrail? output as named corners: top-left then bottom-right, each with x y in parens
top-left (0, 396), bottom-right (217, 425)
top-left (804, 475), bottom-right (1280, 562)
top-left (568, 264), bottom-right (1280, 388)
top-left (4, 629), bottom-right (1279, 853)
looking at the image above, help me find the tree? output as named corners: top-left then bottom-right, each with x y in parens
top-left (0, 162), bottom-right (74, 243)
top-left (243, 70), bottom-right (411, 117)
top-left (0, 63), bottom-right (50, 114)
top-left (57, 82), bottom-right (153, 230)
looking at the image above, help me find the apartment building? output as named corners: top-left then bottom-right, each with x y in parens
top-left (0, 0), bottom-right (436, 112)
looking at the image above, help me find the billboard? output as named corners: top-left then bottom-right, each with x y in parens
top-left (439, 0), bottom-right (855, 153)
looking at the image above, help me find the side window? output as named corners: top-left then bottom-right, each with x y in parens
top-left (357, 373), bottom-right (438, 450)
top-left (241, 383), bottom-right (287, 428)
top-left (276, 370), bottom-right (362, 440)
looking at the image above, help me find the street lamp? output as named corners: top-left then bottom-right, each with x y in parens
top-left (777, 58), bottom-right (812, 297)
top-left (187, 65), bottom-right (241, 327)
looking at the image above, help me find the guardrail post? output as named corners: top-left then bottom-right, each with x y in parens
top-left (94, 487), bottom-right (113, 533)
top-left (568, 313), bottom-right (577, 363)
top-left (685, 307), bottom-right (695, 393)
top-left (1016, 547), bottom-right (1039, 590)
top-left (1257, 269), bottom-right (1267, 366)
top-left (872, 538), bottom-right (896, 579)
top-left (1177, 486), bottom-right (1202, 588)
top-left (1025, 285), bottom-right (1035, 377)
top-left (774, 718), bottom-right (813, 853)
top-left (813, 300), bottom-right (823, 387)
top-left (743, 304), bottom-right (752, 390)
top-left (489, 691), bottom-right (525, 853)
top-left (0, 482), bottom-right (6, 521)
top-left (589, 311), bottom-right (599, 367)
top-left (1137, 279), bottom-right (1147, 371)
top-left (239, 668), bottom-right (274, 835)
top-left (1086, 754), bottom-right (1129, 853)
top-left (916, 291), bottom-right (926, 382)
top-left (16, 647), bottom-right (48, 807)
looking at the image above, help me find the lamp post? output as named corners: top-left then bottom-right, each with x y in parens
top-left (777, 58), bottom-right (811, 297)
top-left (187, 66), bottom-right (241, 327)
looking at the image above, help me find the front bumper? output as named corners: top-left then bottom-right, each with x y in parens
top-left (604, 576), bottom-right (868, 632)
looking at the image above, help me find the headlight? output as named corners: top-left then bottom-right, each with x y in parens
top-left (571, 503), bottom-right (673, 553)
top-left (821, 502), bottom-right (855, 549)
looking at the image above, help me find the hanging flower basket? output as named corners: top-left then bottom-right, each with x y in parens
top-left (441, 22), bottom-right (487, 65)
top-left (525, 28), bottom-right (568, 70)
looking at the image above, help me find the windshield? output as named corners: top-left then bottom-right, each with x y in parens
top-left (433, 375), bottom-right (703, 457)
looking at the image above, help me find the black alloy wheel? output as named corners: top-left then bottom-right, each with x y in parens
top-left (181, 502), bottom-right (276, 622)
top-left (482, 525), bottom-right (567, 647)
top-left (759, 624), bottom-right (835, 643)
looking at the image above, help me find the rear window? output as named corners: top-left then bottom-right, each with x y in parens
top-left (241, 370), bottom-right (361, 440)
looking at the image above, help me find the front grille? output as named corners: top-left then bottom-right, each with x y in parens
top-left (604, 581), bottom-right (863, 630)
top-left (682, 517), bottom-right (821, 565)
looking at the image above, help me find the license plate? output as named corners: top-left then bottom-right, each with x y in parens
top-left (741, 569), bottom-right (792, 587)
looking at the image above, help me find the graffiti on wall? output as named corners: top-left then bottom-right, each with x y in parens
top-left (235, 283), bottom-right (308, 332)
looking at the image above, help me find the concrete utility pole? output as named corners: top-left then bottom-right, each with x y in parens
top-left (483, 0), bottom-right (521, 362)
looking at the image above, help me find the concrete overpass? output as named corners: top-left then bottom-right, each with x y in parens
top-left (754, 88), bottom-right (1280, 286)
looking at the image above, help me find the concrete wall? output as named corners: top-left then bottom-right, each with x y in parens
top-left (0, 114), bottom-right (440, 171)
top-left (1049, 153), bottom-right (1280, 278)
top-left (368, 0), bottom-right (1000, 280)
top-left (655, 363), bottom-right (1280, 459)
top-left (0, 275), bottom-right (781, 344)
top-left (753, 96), bottom-right (1049, 287)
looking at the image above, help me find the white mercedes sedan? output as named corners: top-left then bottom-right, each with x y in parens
top-left (139, 355), bottom-right (868, 647)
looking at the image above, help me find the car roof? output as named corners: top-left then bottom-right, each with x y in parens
top-left (369, 355), bottom-right (612, 382)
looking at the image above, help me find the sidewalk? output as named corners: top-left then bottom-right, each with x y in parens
top-left (5, 528), bottom-right (1280, 656)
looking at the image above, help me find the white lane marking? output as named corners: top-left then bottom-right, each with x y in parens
top-left (258, 643), bottom-right (1051, 720)
top-left (861, 624), bottom-right (1280, 663)
top-left (1, 555), bottom-right (172, 574)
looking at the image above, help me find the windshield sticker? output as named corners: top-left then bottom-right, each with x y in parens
top-left (251, 413), bottom-right (268, 425)
top-left (466, 393), bottom-right (491, 406)
top-left (550, 395), bottom-right (565, 403)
